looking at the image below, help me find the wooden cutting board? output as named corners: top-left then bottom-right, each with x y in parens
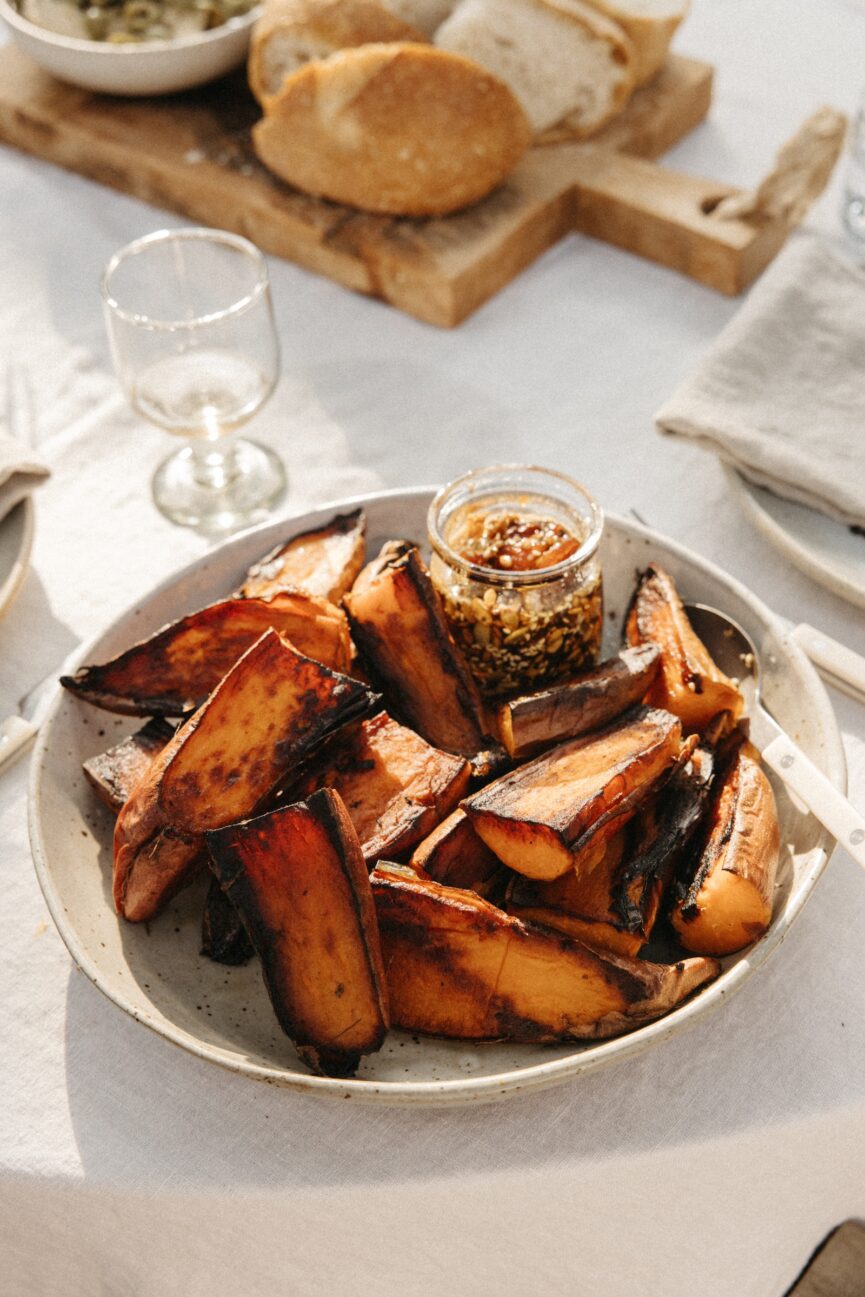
top-left (0, 45), bottom-right (803, 326)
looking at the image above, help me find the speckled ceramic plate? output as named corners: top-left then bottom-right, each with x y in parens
top-left (28, 487), bottom-right (846, 1105)
top-left (728, 467), bottom-right (865, 611)
top-left (0, 497), bottom-right (34, 622)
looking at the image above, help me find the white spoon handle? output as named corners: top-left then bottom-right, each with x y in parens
top-left (761, 732), bottom-right (865, 870)
top-left (791, 623), bottom-right (865, 707)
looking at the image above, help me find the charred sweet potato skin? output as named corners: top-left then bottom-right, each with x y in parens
top-left (496, 645), bottom-right (661, 758)
top-left (463, 707), bottom-right (683, 881)
top-left (625, 565), bottom-right (743, 734)
top-left (62, 593), bottom-right (352, 715)
top-left (344, 541), bottom-right (491, 758)
top-left (672, 743), bottom-right (780, 956)
top-left (241, 509), bottom-right (366, 602)
top-left (200, 875), bottom-right (255, 965)
top-left (83, 718), bottom-right (175, 812)
top-left (158, 630), bottom-right (379, 835)
top-left (290, 712), bottom-right (470, 864)
top-left (206, 789), bottom-right (389, 1076)
top-left (372, 863), bottom-right (719, 1041)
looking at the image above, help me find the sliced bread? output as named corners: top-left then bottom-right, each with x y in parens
top-left (376, 0), bottom-right (459, 37)
top-left (581, 0), bottom-right (689, 84)
top-left (252, 42), bottom-right (533, 216)
top-left (249, 0), bottom-right (426, 104)
top-left (434, 0), bottom-right (636, 135)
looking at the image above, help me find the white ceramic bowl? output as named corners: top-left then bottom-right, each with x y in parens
top-left (0, 0), bottom-right (261, 96)
top-left (27, 488), bottom-right (846, 1106)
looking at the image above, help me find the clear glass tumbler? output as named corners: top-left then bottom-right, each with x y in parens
top-left (102, 227), bottom-right (286, 532)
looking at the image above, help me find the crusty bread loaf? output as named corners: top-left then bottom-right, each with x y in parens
top-left (376, 0), bottom-right (458, 36)
top-left (580, 0), bottom-right (689, 84)
top-left (252, 43), bottom-right (532, 216)
top-left (434, 0), bottom-right (636, 135)
top-left (249, 0), bottom-right (426, 104)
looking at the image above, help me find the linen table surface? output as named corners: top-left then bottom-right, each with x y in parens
top-left (2, 2), bottom-right (865, 1294)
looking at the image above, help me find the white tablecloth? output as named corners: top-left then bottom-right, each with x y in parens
top-left (2, 2), bottom-right (865, 1294)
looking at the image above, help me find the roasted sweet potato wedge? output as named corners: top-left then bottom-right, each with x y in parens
top-left (495, 645), bottom-right (661, 758)
top-left (112, 727), bottom-right (207, 922)
top-left (506, 827), bottom-right (649, 958)
top-left (62, 592), bottom-right (352, 716)
top-left (372, 863), bottom-right (719, 1042)
top-left (290, 712), bottom-right (470, 865)
top-left (625, 565), bottom-right (743, 734)
top-left (344, 541), bottom-right (493, 758)
top-left (463, 707), bottom-right (683, 881)
top-left (114, 631), bottom-right (378, 921)
top-left (410, 807), bottom-right (503, 892)
top-left (241, 509), bottom-right (366, 602)
top-left (158, 630), bottom-right (379, 835)
top-left (200, 876), bottom-right (255, 965)
top-left (82, 717), bottom-right (175, 812)
top-left (672, 742), bottom-right (780, 956)
top-left (207, 789), bottom-right (389, 1076)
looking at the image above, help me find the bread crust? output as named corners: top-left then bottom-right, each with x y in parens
top-left (252, 43), bottom-right (533, 216)
top-left (249, 0), bottom-right (427, 104)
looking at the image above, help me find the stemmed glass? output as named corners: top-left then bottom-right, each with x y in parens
top-left (101, 227), bottom-right (286, 532)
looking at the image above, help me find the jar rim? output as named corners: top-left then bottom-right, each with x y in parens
top-left (427, 464), bottom-right (604, 588)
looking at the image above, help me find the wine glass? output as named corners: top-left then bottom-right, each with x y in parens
top-left (101, 227), bottom-right (286, 532)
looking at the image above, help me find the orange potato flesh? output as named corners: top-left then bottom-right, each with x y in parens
top-left (463, 707), bottom-right (682, 881)
top-left (496, 645), bottom-right (661, 758)
top-left (290, 711), bottom-right (471, 864)
top-left (241, 509), bottom-right (366, 602)
top-left (158, 629), bottom-right (378, 835)
top-left (62, 592), bottom-right (352, 715)
top-left (372, 863), bottom-right (719, 1041)
top-left (626, 564), bottom-right (743, 734)
top-left (207, 789), bottom-right (389, 1076)
top-left (673, 744), bottom-right (780, 956)
top-left (410, 807), bottom-right (503, 891)
top-left (344, 541), bottom-right (491, 758)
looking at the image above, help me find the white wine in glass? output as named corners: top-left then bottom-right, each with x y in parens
top-left (102, 228), bottom-right (286, 532)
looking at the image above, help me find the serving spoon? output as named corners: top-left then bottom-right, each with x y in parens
top-left (686, 603), bottom-right (865, 872)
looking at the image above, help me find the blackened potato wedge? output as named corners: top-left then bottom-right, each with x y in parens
top-left (495, 645), bottom-right (661, 759)
top-left (463, 707), bottom-right (682, 881)
top-left (371, 863), bottom-right (719, 1042)
top-left (241, 509), bottom-right (366, 602)
top-left (83, 717), bottom-right (175, 812)
top-left (290, 712), bottom-right (470, 865)
top-left (626, 565), bottom-right (743, 734)
top-left (114, 631), bottom-right (378, 921)
top-left (672, 742), bottom-right (780, 956)
top-left (344, 541), bottom-right (492, 758)
top-left (207, 789), bottom-right (389, 1076)
top-left (62, 592), bottom-right (352, 716)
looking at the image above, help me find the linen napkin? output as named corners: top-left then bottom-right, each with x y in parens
top-left (0, 433), bottom-right (49, 523)
top-left (654, 233), bottom-right (865, 529)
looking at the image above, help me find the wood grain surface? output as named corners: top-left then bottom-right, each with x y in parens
top-left (0, 46), bottom-right (794, 324)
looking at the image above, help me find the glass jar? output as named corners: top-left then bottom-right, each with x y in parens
top-left (427, 465), bottom-right (604, 698)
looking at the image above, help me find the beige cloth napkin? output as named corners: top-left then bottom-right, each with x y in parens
top-left (0, 433), bottom-right (49, 523)
top-left (655, 233), bottom-right (865, 528)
